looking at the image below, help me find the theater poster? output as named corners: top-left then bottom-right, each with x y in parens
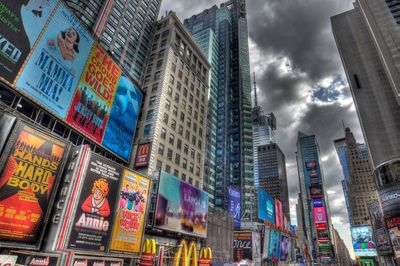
top-left (66, 44), bottom-right (121, 143)
top-left (0, 124), bottom-right (68, 248)
top-left (68, 153), bottom-right (122, 252)
top-left (110, 169), bottom-right (150, 253)
top-left (16, 3), bottom-right (93, 118)
top-left (0, 0), bottom-right (57, 83)
top-left (71, 255), bottom-right (123, 266)
top-left (102, 74), bottom-right (142, 161)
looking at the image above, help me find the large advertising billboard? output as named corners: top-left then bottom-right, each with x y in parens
top-left (16, 3), bottom-right (94, 118)
top-left (102, 74), bottom-right (142, 161)
top-left (110, 169), bottom-right (150, 253)
top-left (313, 207), bottom-right (327, 223)
top-left (252, 232), bottom-right (261, 265)
top-left (258, 188), bottom-right (275, 224)
top-left (228, 187), bottom-right (241, 229)
top-left (68, 153), bottom-right (122, 251)
top-left (310, 184), bottom-right (323, 198)
top-left (0, 124), bottom-right (68, 247)
top-left (378, 183), bottom-right (400, 219)
top-left (274, 198), bottom-right (283, 229)
top-left (368, 200), bottom-right (392, 255)
top-left (313, 198), bottom-right (324, 208)
top-left (386, 216), bottom-right (400, 259)
top-left (262, 227), bottom-right (270, 259)
top-left (154, 172), bottom-right (208, 238)
top-left (233, 231), bottom-right (252, 262)
top-left (268, 230), bottom-right (281, 259)
top-left (351, 226), bottom-right (378, 257)
top-left (66, 43), bottom-right (120, 143)
top-left (280, 235), bottom-right (289, 261)
top-left (0, 0), bottom-right (57, 83)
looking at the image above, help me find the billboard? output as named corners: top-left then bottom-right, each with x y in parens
top-left (351, 226), bottom-right (378, 257)
top-left (368, 200), bottom-right (392, 255)
top-left (71, 255), bottom-right (123, 266)
top-left (134, 143), bottom-right (151, 168)
top-left (10, 250), bottom-right (61, 266)
top-left (268, 230), bottom-right (281, 259)
top-left (68, 153), bottom-right (122, 251)
top-left (102, 74), bottom-right (142, 161)
top-left (310, 184), bottom-right (323, 198)
top-left (313, 198), bottom-right (324, 207)
top-left (0, 124), bottom-right (68, 247)
top-left (233, 231), bottom-right (253, 262)
top-left (257, 188), bottom-right (275, 224)
top-left (313, 207), bottom-right (327, 223)
top-left (252, 232), bottom-right (261, 265)
top-left (317, 229), bottom-right (329, 242)
top-left (280, 235), bottom-right (289, 261)
top-left (316, 223), bottom-right (327, 230)
top-left (305, 160), bottom-right (316, 169)
top-left (228, 187), bottom-right (241, 229)
top-left (110, 169), bottom-right (150, 253)
top-left (154, 172), bottom-right (208, 238)
top-left (274, 198), bottom-right (283, 229)
top-left (66, 43), bottom-right (121, 143)
top-left (0, 0), bottom-right (57, 83)
top-left (262, 227), bottom-right (270, 259)
top-left (16, 3), bottom-right (94, 118)
top-left (386, 216), bottom-right (400, 259)
top-left (378, 183), bottom-right (400, 219)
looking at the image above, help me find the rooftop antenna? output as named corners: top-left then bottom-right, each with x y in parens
top-left (342, 120), bottom-right (346, 131)
top-left (253, 72), bottom-right (258, 107)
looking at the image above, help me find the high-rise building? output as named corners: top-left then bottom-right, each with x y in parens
top-left (183, 0), bottom-right (254, 212)
top-left (334, 128), bottom-right (378, 227)
top-left (332, 2), bottom-right (400, 263)
top-left (296, 132), bottom-right (334, 263)
top-left (332, 228), bottom-right (353, 266)
top-left (65, 0), bottom-right (161, 82)
top-left (257, 143), bottom-right (289, 219)
top-left (133, 12), bottom-right (210, 189)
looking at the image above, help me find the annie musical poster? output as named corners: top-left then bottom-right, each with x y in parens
top-left (68, 153), bottom-right (122, 252)
top-left (0, 124), bottom-right (67, 244)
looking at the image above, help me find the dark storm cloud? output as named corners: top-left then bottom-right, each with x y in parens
top-left (161, 0), bottom-right (359, 253)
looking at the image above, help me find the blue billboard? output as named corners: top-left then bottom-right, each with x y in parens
top-left (268, 230), bottom-right (281, 260)
top-left (228, 187), bottom-right (241, 229)
top-left (102, 75), bottom-right (142, 161)
top-left (16, 3), bottom-right (93, 118)
top-left (258, 188), bottom-right (275, 224)
top-left (313, 198), bottom-right (324, 207)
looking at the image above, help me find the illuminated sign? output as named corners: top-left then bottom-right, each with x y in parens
top-left (135, 143), bottom-right (151, 168)
top-left (351, 226), bottom-right (378, 257)
top-left (313, 207), bottom-right (327, 223)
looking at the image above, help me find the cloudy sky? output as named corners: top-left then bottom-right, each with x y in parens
top-left (161, 0), bottom-right (360, 258)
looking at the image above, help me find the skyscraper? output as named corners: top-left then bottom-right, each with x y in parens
top-left (332, 2), bottom-right (400, 263)
top-left (334, 128), bottom-right (378, 227)
top-left (65, 0), bottom-right (161, 82)
top-left (296, 132), bottom-right (334, 263)
top-left (133, 12), bottom-right (210, 189)
top-left (184, 0), bottom-right (254, 211)
top-left (257, 143), bottom-right (289, 220)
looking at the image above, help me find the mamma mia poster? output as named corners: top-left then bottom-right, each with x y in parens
top-left (16, 3), bottom-right (93, 118)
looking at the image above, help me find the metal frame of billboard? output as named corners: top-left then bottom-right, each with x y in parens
top-left (0, 0), bottom-right (143, 164)
top-left (0, 120), bottom-right (71, 250)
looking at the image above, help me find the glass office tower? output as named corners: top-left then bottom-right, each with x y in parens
top-left (184, 0), bottom-right (254, 212)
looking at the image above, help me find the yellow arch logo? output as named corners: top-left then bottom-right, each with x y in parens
top-left (142, 239), bottom-right (157, 255)
top-left (199, 247), bottom-right (212, 266)
top-left (173, 240), bottom-right (198, 266)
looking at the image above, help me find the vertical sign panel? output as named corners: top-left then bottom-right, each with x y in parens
top-left (16, 3), bottom-right (93, 118)
top-left (66, 44), bottom-right (121, 143)
top-left (0, 124), bottom-right (67, 246)
top-left (0, 0), bottom-right (57, 83)
top-left (134, 143), bottom-right (151, 168)
top-left (228, 187), bottom-right (241, 229)
top-left (68, 153), bottom-right (122, 252)
top-left (110, 169), bottom-right (150, 253)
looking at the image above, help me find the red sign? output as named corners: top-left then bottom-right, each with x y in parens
top-left (386, 216), bottom-right (400, 229)
top-left (199, 258), bottom-right (212, 266)
top-left (135, 143), bottom-right (151, 168)
top-left (139, 253), bottom-right (155, 266)
top-left (316, 223), bottom-right (327, 230)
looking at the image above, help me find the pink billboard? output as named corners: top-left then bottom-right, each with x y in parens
top-left (313, 207), bottom-right (327, 224)
top-left (274, 198), bottom-right (283, 229)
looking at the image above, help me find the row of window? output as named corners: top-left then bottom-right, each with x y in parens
top-left (155, 159), bottom-right (200, 188)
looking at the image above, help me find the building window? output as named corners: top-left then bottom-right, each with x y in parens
top-left (165, 99), bottom-right (171, 110)
top-left (184, 144), bottom-right (189, 155)
top-left (163, 113), bottom-right (169, 124)
top-left (174, 169), bottom-right (179, 177)
top-left (169, 133), bottom-right (175, 145)
top-left (149, 96), bottom-right (156, 106)
top-left (173, 106), bottom-right (178, 117)
top-left (182, 159), bottom-right (187, 169)
top-left (167, 149), bottom-right (173, 160)
top-left (158, 144), bottom-right (164, 156)
top-left (156, 160), bottom-right (162, 172)
top-left (143, 124), bottom-right (151, 137)
top-left (160, 128), bottom-right (166, 139)
top-left (171, 119), bottom-right (176, 130)
top-left (175, 153), bottom-right (181, 164)
top-left (167, 86), bottom-right (173, 96)
top-left (146, 109), bottom-right (154, 120)
top-left (177, 139), bottom-right (182, 150)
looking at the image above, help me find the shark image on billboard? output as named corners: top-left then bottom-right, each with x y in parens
top-left (16, 3), bottom-right (93, 118)
top-left (102, 75), bottom-right (142, 161)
